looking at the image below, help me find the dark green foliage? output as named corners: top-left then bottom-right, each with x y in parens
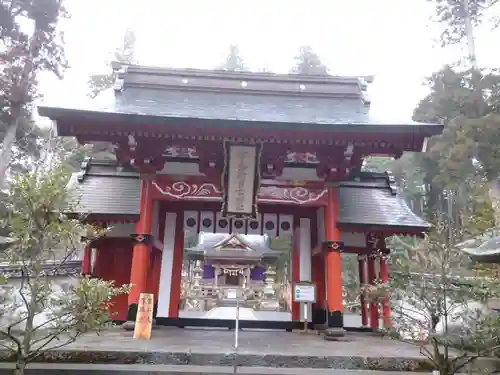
top-left (381, 65), bottom-right (500, 237)
top-left (290, 45), bottom-right (329, 75)
top-left (218, 44), bottom-right (248, 72)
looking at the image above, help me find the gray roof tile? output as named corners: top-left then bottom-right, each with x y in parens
top-left (69, 162), bottom-right (430, 231)
top-left (338, 186), bottom-right (429, 229)
top-left (460, 235), bottom-right (500, 261)
top-left (68, 174), bottom-right (140, 216)
top-left (38, 65), bottom-right (443, 136)
top-left (115, 88), bottom-right (370, 125)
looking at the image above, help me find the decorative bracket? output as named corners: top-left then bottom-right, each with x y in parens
top-left (260, 147), bottom-right (286, 178)
top-left (366, 232), bottom-right (380, 249)
top-left (131, 233), bottom-right (153, 245)
top-left (316, 146), bottom-right (348, 181)
top-left (323, 240), bottom-right (344, 252)
top-left (197, 145), bottom-right (224, 178)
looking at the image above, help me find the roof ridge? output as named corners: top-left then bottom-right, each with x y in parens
top-left (212, 233), bottom-right (256, 251)
top-left (343, 170), bottom-right (399, 195)
top-left (112, 62), bottom-right (374, 84)
top-left (112, 62), bottom-right (371, 104)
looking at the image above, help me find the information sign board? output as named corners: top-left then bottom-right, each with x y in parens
top-left (293, 283), bottom-right (316, 303)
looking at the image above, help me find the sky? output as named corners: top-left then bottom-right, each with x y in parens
top-left (37, 0), bottom-right (500, 126)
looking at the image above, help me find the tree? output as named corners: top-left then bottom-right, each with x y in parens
top-left (290, 46), bottom-right (329, 75)
top-left (0, 156), bottom-right (128, 375)
top-left (87, 28), bottom-right (136, 99)
top-left (0, 0), bottom-right (68, 188)
top-left (218, 44), bottom-right (247, 72)
top-left (76, 28), bottom-right (138, 165)
top-left (372, 221), bottom-right (500, 375)
top-left (387, 65), bottom-right (500, 235)
top-left (427, 0), bottom-right (500, 66)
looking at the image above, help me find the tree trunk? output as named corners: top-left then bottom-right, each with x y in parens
top-left (463, 0), bottom-right (478, 69)
top-left (13, 359), bottom-right (26, 375)
top-left (0, 121), bottom-right (18, 188)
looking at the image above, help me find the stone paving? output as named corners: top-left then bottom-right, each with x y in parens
top-left (13, 327), bottom-right (435, 371)
top-left (0, 363), bottom-right (439, 375)
top-left (64, 327), bottom-right (423, 359)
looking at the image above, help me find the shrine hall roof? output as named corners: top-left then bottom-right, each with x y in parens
top-left (459, 235), bottom-right (500, 263)
top-left (186, 233), bottom-right (278, 261)
top-left (38, 64), bottom-right (443, 136)
top-left (68, 160), bottom-right (431, 233)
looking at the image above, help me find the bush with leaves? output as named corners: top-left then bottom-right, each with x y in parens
top-left (370, 221), bottom-right (500, 375)
top-left (0, 163), bottom-right (128, 375)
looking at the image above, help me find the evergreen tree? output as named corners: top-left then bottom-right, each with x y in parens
top-left (0, 0), bottom-right (69, 187)
top-left (87, 28), bottom-right (137, 98)
top-left (290, 46), bottom-right (329, 75)
top-left (218, 44), bottom-right (247, 72)
top-left (74, 28), bottom-right (139, 167)
top-left (387, 65), bottom-right (500, 235)
top-left (428, 0), bottom-right (499, 60)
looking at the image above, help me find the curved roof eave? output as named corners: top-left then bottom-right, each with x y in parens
top-left (38, 106), bottom-right (443, 138)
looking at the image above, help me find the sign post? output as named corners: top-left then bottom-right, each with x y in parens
top-left (134, 293), bottom-right (154, 340)
top-left (293, 282), bottom-right (316, 333)
top-left (225, 288), bottom-right (243, 350)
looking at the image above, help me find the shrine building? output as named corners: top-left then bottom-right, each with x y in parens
top-left (38, 64), bottom-right (443, 338)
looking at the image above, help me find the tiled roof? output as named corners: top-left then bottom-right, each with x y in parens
top-left (38, 64), bottom-right (443, 136)
top-left (187, 233), bottom-right (273, 255)
top-left (69, 160), bottom-right (431, 232)
top-left (460, 235), bottom-right (500, 262)
top-left (115, 87), bottom-right (371, 126)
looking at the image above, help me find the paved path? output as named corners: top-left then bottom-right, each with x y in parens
top-left (62, 327), bottom-right (423, 359)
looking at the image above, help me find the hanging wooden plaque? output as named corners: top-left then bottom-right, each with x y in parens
top-left (221, 142), bottom-right (262, 219)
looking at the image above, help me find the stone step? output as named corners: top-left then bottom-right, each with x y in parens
top-left (0, 363), bottom-right (441, 375)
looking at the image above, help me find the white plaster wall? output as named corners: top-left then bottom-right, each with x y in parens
top-left (106, 223), bottom-right (136, 238)
top-left (157, 213), bottom-right (177, 317)
top-left (299, 218), bottom-right (312, 322)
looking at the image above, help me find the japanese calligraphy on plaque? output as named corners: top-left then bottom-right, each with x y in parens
top-left (134, 293), bottom-right (154, 340)
top-left (221, 143), bottom-right (262, 219)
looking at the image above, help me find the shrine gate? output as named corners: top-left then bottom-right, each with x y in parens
top-left (39, 64), bottom-right (443, 338)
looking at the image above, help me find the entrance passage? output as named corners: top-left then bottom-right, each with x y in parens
top-left (178, 232), bottom-right (292, 322)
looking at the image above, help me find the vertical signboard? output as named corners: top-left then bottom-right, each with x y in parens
top-left (134, 293), bottom-right (154, 340)
top-left (221, 143), bottom-right (262, 219)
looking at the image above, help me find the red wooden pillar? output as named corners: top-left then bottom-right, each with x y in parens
top-left (379, 252), bottom-right (391, 328)
top-left (367, 253), bottom-right (379, 329)
top-left (81, 245), bottom-right (92, 276)
top-left (127, 177), bottom-right (154, 321)
top-left (147, 248), bottom-right (162, 301)
top-left (323, 186), bottom-right (344, 332)
top-left (358, 254), bottom-right (369, 327)
top-left (291, 217), bottom-right (301, 321)
top-left (93, 247), bottom-right (105, 278)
